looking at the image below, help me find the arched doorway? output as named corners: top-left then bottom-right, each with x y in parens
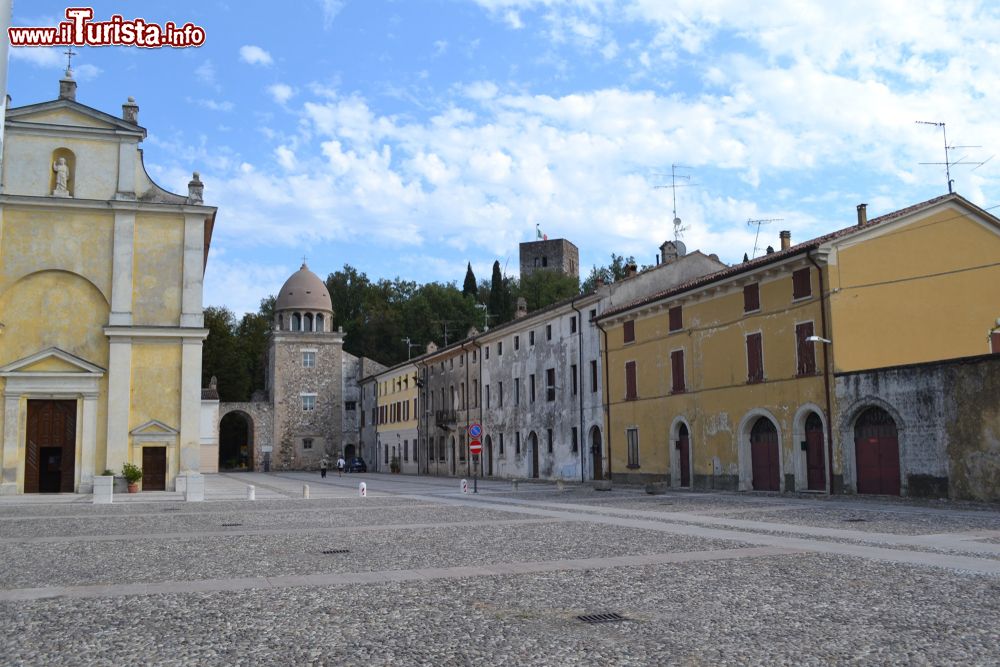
top-left (676, 423), bottom-right (691, 488)
top-left (804, 412), bottom-right (826, 491)
top-left (449, 435), bottom-right (456, 476)
top-left (484, 435), bottom-right (493, 477)
top-left (590, 427), bottom-right (603, 480)
top-left (219, 411), bottom-right (254, 471)
top-left (750, 417), bottom-right (780, 491)
top-left (854, 407), bottom-right (900, 495)
top-left (528, 431), bottom-right (539, 478)
top-left (344, 444), bottom-right (356, 460)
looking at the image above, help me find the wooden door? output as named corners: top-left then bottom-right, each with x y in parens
top-left (750, 418), bottom-right (780, 491)
top-left (854, 407), bottom-right (900, 495)
top-left (591, 429), bottom-right (603, 481)
top-left (804, 413), bottom-right (827, 491)
top-left (486, 436), bottom-right (493, 477)
top-left (677, 424), bottom-right (691, 488)
top-left (142, 447), bottom-right (167, 491)
top-left (25, 400), bottom-right (76, 493)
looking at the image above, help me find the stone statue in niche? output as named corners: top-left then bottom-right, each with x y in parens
top-left (52, 157), bottom-right (71, 197)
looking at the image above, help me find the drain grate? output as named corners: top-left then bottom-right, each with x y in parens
top-left (321, 549), bottom-right (350, 555)
top-left (842, 518), bottom-right (867, 523)
top-left (577, 613), bottom-right (629, 624)
top-left (161, 508), bottom-right (181, 512)
top-left (220, 523), bottom-right (243, 527)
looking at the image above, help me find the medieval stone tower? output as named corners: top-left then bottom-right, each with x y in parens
top-left (267, 263), bottom-right (345, 469)
top-left (519, 238), bottom-right (580, 280)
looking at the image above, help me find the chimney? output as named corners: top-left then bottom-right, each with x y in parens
top-left (515, 297), bottom-right (528, 319)
top-left (187, 172), bottom-right (204, 204)
top-left (122, 96), bottom-right (139, 124)
top-left (595, 276), bottom-right (604, 287)
top-left (58, 69), bottom-right (77, 101)
top-left (659, 240), bottom-right (678, 264)
top-left (857, 203), bottom-right (868, 227)
top-left (779, 230), bottom-right (791, 251)
top-left (625, 262), bottom-right (638, 278)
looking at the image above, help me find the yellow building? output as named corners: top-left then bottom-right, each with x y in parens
top-left (597, 194), bottom-right (1000, 495)
top-left (374, 362), bottom-right (419, 473)
top-left (0, 72), bottom-right (216, 493)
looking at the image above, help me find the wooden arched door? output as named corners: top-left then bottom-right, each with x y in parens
top-left (676, 424), bottom-right (691, 488)
top-left (804, 413), bottom-right (826, 491)
top-left (750, 418), bottom-right (780, 491)
top-left (854, 407), bottom-right (900, 495)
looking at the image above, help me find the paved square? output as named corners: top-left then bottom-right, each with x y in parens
top-left (2, 473), bottom-right (999, 665)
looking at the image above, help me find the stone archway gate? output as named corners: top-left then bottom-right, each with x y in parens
top-left (216, 402), bottom-right (273, 472)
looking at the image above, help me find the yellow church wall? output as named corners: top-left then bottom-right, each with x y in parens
top-left (23, 108), bottom-right (111, 129)
top-left (0, 207), bottom-right (114, 301)
top-left (605, 262), bottom-right (829, 488)
top-left (3, 134), bottom-right (119, 199)
top-left (132, 214), bottom-right (184, 326)
top-left (828, 206), bottom-right (1000, 372)
top-left (130, 344), bottom-right (182, 435)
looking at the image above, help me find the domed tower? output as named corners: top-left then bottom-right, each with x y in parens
top-left (267, 263), bottom-right (345, 470)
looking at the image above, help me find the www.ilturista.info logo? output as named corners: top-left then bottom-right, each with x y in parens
top-left (8, 7), bottom-right (206, 49)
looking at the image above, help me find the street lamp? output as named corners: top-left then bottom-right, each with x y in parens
top-left (806, 335), bottom-right (832, 344)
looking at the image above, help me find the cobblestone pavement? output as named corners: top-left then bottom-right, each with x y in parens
top-left (1, 473), bottom-right (999, 665)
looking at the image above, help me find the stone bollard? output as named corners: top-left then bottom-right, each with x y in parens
top-left (359, 482), bottom-right (367, 497)
top-left (593, 480), bottom-right (612, 492)
top-left (511, 479), bottom-right (519, 492)
top-left (461, 479), bottom-right (468, 494)
top-left (185, 473), bottom-right (205, 502)
top-left (93, 475), bottom-right (113, 504)
top-left (303, 484), bottom-right (310, 499)
top-left (556, 480), bottom-right (565, 493)
top-left (644, 482), bottom-right (668, 495)
top-left (247, 485), bottom-right (255, 501)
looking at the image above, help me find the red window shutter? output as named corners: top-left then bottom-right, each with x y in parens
top-left (744, 283), bottom-right (760, 312)
top-left (669, 306), bottom-right (683, 332)
top-left (793, 268), bottom-right (812, 299)
top-left (671, 350), bottom-right (685, 393)
top-left (992, 332), bottom-right (1000, 354)
top-left (625, 361), bottom-right (637, 400)
top-left (747, 333), bottom-right (764, 383)
top-left (796, 322), bottom-right (816, 375)
top-left (623, 320), bottom-right (635, 343)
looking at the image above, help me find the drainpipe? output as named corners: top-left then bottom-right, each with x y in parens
top-left (571, 297), bottom-right (586, 482)
top-left (595, 318), bottom-right (612, 482)
top-left (461, 341), bottom-right (472, 478)
top-left (807, 248), bottom-right (836, 494)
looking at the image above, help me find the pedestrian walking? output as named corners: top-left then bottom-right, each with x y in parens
top-left (320, 457), bottom-right (328, 478)
top-left (336, 456), bottom-right (346, 477)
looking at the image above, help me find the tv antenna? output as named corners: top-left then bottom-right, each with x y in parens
top-left (400, 337), bottom-right (421, 361)
top-left (746, 218), bottom-right (783, 259)
top-left (654, 164), bottom-right (694, 241)
top-left (916, 120), bottom-right (993, 194)
top-left (432, 320), bottom-right (455, 346)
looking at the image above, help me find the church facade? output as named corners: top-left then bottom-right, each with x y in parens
top-left (0, 71), bottom-right (216, 493)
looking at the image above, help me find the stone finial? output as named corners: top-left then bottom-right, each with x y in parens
top-left (187, 172), bottom-right (204, 204)
top-left (122, 96), bottom-right (139, 124)
top-left (515, 297), bottom-right (528, 319)
top-left (209, 376), bottom-right (218, 390)
top-left (59, 68), bottom-right (77, 101)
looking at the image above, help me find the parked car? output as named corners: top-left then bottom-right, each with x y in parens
top-left (347, 457), bottom-right (367, 473)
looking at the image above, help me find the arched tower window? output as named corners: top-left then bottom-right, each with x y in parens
top-left (316, 313), bottom-right (325, 332)
top-left (304, 313), bottom-right (314, 332)
top-left (291, 313), bottom-right (301, 331)
top-left (278, 313), bottom-right (284, 330)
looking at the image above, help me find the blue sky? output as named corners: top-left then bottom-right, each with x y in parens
top-left (7, 1), bottom-right (999, 314)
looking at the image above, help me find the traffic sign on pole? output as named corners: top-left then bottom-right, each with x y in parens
top-left (469, 439), bottom-right (482, 456)
top-left (468, 423), bottom-right (482, 439)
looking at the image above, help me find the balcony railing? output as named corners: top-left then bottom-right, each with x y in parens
top-left (435, 409), bottom-right (458, 427)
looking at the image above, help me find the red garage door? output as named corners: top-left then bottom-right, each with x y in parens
top-left (854, 407), bottom-right (900, 496)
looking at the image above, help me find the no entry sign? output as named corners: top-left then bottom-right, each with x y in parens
top-left (469, 438), bottom-right (482, 456)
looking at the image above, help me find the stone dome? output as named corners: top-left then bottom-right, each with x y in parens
top-left (275, 263), bottom-right (332, 313)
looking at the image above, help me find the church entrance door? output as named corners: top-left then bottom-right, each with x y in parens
top-left (25, 400), bottom-right (77, 493)
top-left (142, 447), bottom-right (167, 491)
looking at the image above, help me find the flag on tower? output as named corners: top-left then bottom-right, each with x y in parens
top-left (535, 223), bottom-right (548, 241)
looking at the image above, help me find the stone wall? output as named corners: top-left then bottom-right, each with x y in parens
top-left (836, 353), bottom-right (1000, 501)
top-left (519, 239), bottom-right (580, 279)
top-left (218, 401), bottom-right (273, 472)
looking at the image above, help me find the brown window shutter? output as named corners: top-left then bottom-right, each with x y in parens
top-left (796, 322), bottom-right (816, 375)
top-left (992, 332), bottom-right (1000, 354)
top-left (671, 349), bottom-right (685, 393)
top-left (669, 306), bottom-right (683, 332)
top-left (744, 283), bottom-right (760, 312)
top-left (624, 320), bottom-right (635, 343)
top-left (747, 333), bottom-right (763, 383)
top-left (793, 268), bottom-right (812, 299)
top-left (625, 361), bottom-right (637, 400)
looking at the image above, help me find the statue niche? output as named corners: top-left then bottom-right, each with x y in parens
top-left (50, 148), bottom-right (76, 198)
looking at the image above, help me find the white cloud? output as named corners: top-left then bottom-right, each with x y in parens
top-left (239, 45), bottom-right (273, 66)
top-left (9, 47), bottom-right (100, 80)
top-left (268, 83), bottom-right (296, 104)
top-left (433, 40), bottom-right (449, 57)
top-left (195, 60), bottom-right (217, 87)
top-left (319, 0), bottom-right (346, 29)
top-left (190, 98), bottom-right (235, 112)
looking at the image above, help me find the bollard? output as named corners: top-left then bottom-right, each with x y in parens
top-left (557, 480), bottom-right (565, 493)
top-left (511, 479), bottom-right (519, 492)
top-left (359, 482), bottom-right (367, 497)
top-left (185, 473), bottom-right (205, 502)
top-left (461, 478), bottom-right (468, 494)
top-left (93, 475), bottom-right (113, 504)
top-left (303, 484), bottom-right (310, 499)
top-left (247, 485), bottom-right (255, 501)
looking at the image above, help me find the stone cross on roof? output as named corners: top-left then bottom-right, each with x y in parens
top-left (63, 47), bottom-right (77, 72)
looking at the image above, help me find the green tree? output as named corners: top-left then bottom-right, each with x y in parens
top-left (488, 260), bottom-right (514, 324)
top-left (202, 306), bottom-right (251, 401)
top-left (462, 262), bottom-right (477, 298)
top-left (580, 253), bottom-right (638, 292)
top-left (513, 270), bottom-right (580, 313)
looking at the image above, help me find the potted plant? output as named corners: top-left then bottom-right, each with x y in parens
top-left (121, 462), bottom-right (142, 493)
top-left (390, 455), bottom-right (401, 473)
